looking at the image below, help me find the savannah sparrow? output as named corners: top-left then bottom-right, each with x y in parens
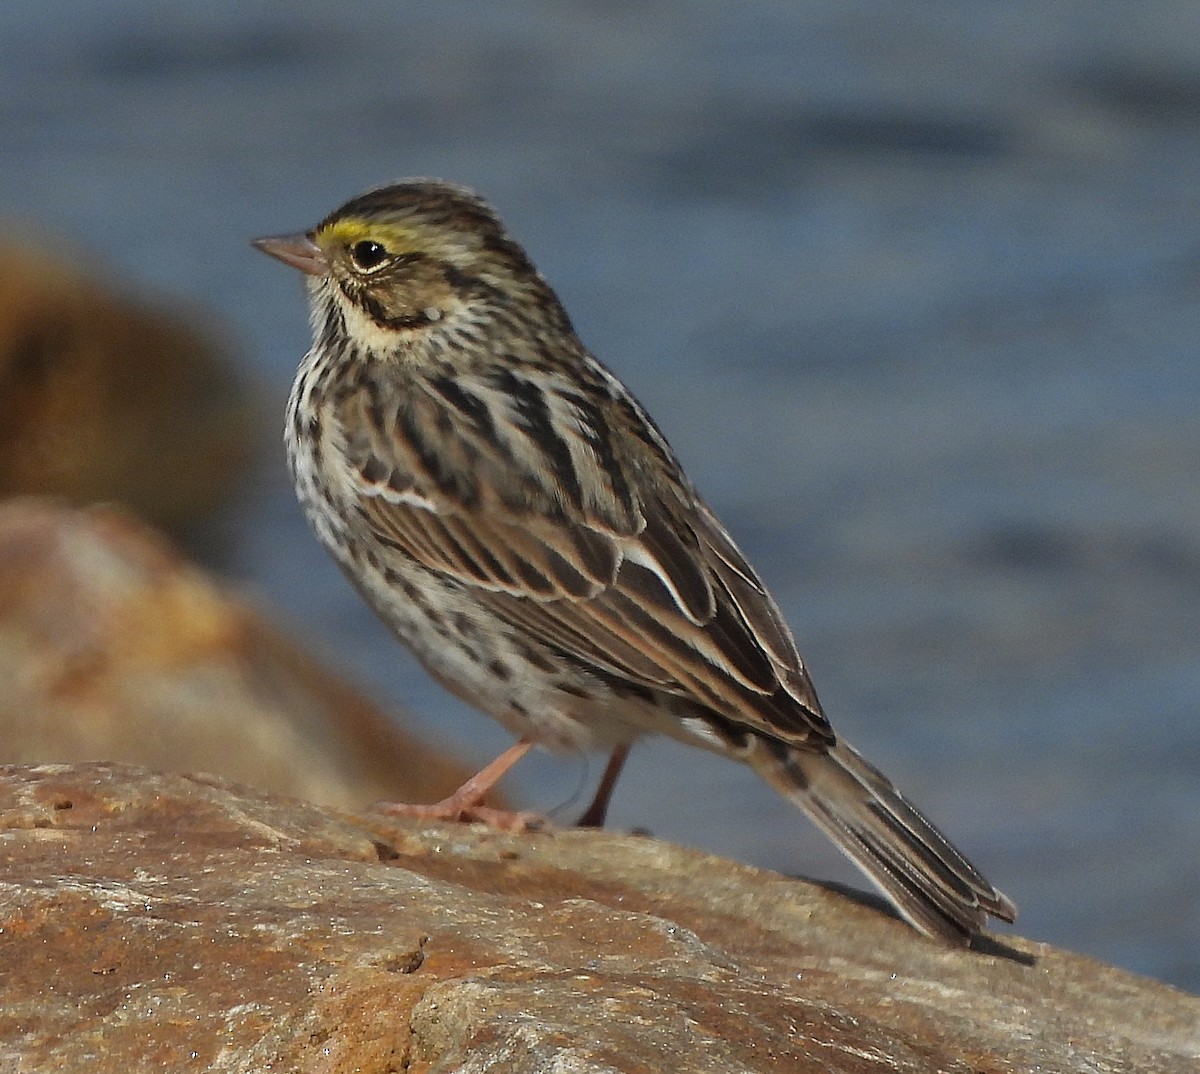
top-left (253, 180), bottom-right (1016, 943)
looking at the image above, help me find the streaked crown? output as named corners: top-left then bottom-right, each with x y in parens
top-left (256, 179), bottom-right (571, 342)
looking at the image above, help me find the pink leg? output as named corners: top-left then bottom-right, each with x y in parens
top-left (372, 738), bottom-right (544, 831)
top-left (576, 743), bottom-right (631, 828)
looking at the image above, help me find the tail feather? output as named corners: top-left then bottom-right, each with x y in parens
top-left (745, 735), bottom-right (1016, 943)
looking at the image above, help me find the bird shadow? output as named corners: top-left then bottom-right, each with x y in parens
top-left (808, 876), bottom-right (1038, 966)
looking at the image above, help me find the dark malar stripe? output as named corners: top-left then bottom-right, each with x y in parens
top-left (359, 292), bottom-right (439, 330)
top-left (318, 301), bottom-right (345, 356)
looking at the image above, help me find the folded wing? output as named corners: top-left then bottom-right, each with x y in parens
top-left (336, 364), bottom-right (833, 748)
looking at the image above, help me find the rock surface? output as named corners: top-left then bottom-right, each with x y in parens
top-left (0, 239), bottom-right (257, 531)
top-left (0, 762), bottom-right (1195, 1073)
top-left (0, 499), bottom-right (488, 811)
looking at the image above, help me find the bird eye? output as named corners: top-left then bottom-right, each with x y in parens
top-left (349, 239), bottom-right (388, 271)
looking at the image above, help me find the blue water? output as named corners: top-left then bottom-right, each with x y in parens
top-left (2, 2), bottom-right (1197, 991)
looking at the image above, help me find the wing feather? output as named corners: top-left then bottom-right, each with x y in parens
top-left (333, 365), bottom-right (833, 748)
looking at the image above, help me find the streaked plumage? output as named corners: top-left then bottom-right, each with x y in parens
top-left (254, 180), bottom-right (1016, 943)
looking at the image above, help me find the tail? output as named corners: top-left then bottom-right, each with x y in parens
top-left (745, 735), bottom-right (1017, 943)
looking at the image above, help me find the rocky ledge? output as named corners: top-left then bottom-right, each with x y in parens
top-left (0, 762), bottom-right (1196, 1073)
top-left (0, 498), bottom-right (492, 812)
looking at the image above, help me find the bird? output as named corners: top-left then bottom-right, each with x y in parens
top-left (252, 179), bottom-right (1016, 943)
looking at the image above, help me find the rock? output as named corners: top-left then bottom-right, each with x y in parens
top-left (0, 498), bottom-right (488, 811)
top-left (0, 238), bottom-right (258, 530)
top-left (0, 762), bottom-right (1195, 1073)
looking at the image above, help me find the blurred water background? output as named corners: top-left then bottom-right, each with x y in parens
top-left (2, 2), bottom-right (1197, 990)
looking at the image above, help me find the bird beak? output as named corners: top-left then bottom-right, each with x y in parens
top-left (251, 233), bottom-right (328, 276)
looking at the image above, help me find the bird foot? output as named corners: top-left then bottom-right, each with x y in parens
top-left (368, 737), bottom-right (546, 832)
top-left (370, 797), bottom-right (549, 832)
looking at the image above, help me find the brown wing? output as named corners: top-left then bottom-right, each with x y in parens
top-left (335, 363), bottom-right (833, 747)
